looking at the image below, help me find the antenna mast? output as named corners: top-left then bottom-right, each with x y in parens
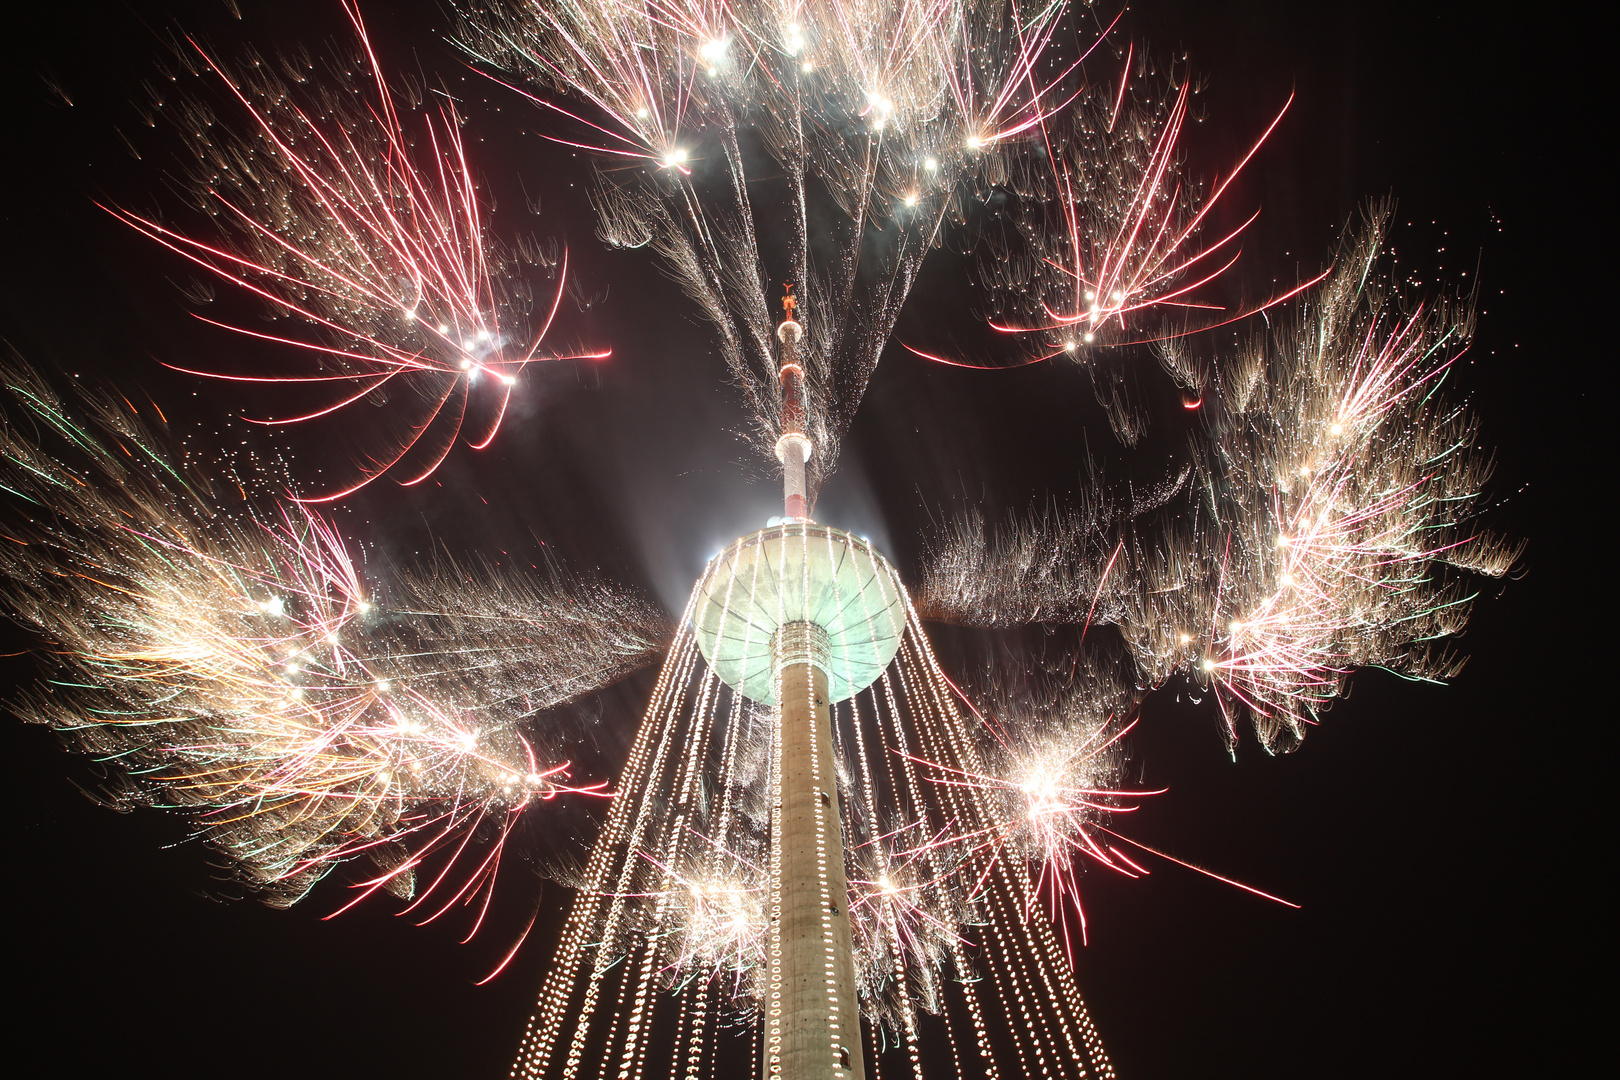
top-left (776, 285), bottom-right (811, 521)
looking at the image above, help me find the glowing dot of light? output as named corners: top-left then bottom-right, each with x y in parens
top-left (1330, 422), bottom-right (1344, 435)
top-left (1178, 632), bottom-right (1192, 644)
top-left (1201, 657), bottom-right (1217, 672)
top-left (867, 94), bottom-right (895, 130)
top-left (904, 193), bottom-right (918, 207)
top-left (460, 358), bottom-right (473, 370)
top-left (261, 596), bottom-right (284, 616)
top-left (699, 37), bottom-right (729, 66)
top-left (923, 156), bottom-right (938, 171)
top-left (1083, 331), bottom-right (1095, 343)
top-left (436, 323), bottom-right (449, 334)
top-left (376, 680), bottom-right (390, 692)
top-left (965, 134), bottom-right (983, 150)
top-left (1063, 340), bottom-right (1076, 352)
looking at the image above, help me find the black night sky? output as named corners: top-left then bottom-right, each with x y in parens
top-left (0, 2), bottom-right (1593, 1077)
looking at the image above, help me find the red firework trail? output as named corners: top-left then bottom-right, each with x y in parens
top-left (109, 1), bottom-right (607, 499)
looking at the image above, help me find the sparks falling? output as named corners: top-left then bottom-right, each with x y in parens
top-left (110, 2), bottom-right (607, 499)
top-left (511, 573), bottom-right (1115, 1077)
top-left (457, 0), bottom-right (1100, 496)
top-left (0, 361), bottom-right (665, 906)
top-left (0, 2), bottom-right (1522, 1077)
top-left (921, 208), bottom-right (1520, 752)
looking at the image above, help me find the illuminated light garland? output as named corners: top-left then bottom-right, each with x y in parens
top-left (509, 536), bottom-right (1114, 1078)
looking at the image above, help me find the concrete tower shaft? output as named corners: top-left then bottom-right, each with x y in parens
top-left (765, 622), bottom-right (863, 1080)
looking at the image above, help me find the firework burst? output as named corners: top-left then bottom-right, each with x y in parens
top-left (0, 3), bottom-right (1527, 1076)
top-left (0, 359), bottom-right (665, 908)
top-left (921, 207), bottom-right (1520, 751)
top-left (457, 0), bottom-right (1099, 494)
top-left (886, 652), bottom-right (1151, 947)
top-left (973, 60), bottom-right (1321, 358)
top-left (111, 1), bottom-right (606, 499)
top-left (652, 851), bottom-right (770, 1001)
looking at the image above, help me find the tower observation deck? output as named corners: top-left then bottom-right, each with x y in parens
top-left (692, 524), bottom-right (907, 707)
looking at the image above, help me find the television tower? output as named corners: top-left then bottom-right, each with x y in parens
top-left (689, 288), bottom-right (901, 1078)
top-left (509, 288), bottom-right (1114, 1080)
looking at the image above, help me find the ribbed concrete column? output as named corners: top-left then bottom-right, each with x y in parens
top-left (764, 622), bottom-right (863, 1080)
